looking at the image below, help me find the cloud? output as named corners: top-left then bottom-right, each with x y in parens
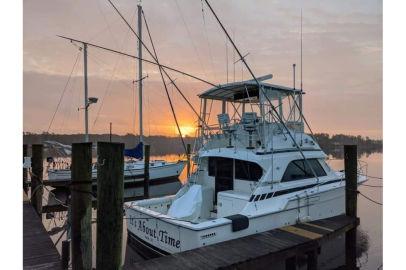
top-left (23, 0), bottom-right (382, 138)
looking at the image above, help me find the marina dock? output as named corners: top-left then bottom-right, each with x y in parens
top-left (124, 215), bottom-right (357, 270)
top-left (23, 192), bottom-right (61, 269)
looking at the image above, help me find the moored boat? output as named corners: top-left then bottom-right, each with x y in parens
top-left (125, 79), bottom-right (367, 258)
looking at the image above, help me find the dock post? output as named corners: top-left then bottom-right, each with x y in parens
top-left (96, 142), bottom-right (124, 270)
top-left (306, 249), bottom-right (318, 270)
top-left (144, 144), bottom-right (150, 199)
top-left (61, 240), bottom-right (70, 269)
top-left (23, 144), bottom-right (28, 194)
top-left (31, 144), bottom-right (43, 216)
top-left (186, 143), bottom-right (191, 178)
top-left (344, 144), bottom-right (358, 269)
top-left (285, 256), bottom-right (297, 270)
top-left (71, 142), bottom-right (92, 270)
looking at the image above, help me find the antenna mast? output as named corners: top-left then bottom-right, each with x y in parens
top-left (137, 4), bottom-right (143, 144)
top-left (83, 43), bottom-right (89, 142)
top-left (299, 9), bottom-right (303, 123)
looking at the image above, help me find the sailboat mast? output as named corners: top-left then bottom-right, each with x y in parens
top-left (137, 4), bottom-right (143, 144)
top-left (83, 43), bottom-right (89, 142)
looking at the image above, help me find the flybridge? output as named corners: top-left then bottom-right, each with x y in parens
top-left (199, 79), bottom-right (303, 103)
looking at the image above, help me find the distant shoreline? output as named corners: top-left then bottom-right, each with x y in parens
top-left (23, 132), bottom-right (382, 158)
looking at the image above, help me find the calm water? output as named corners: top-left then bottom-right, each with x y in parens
top-left (40, 153), bottom-right (382, 269)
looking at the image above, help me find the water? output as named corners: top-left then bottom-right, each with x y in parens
top-left (327, 152), bottom-right (382, 269)
top-left (40, 152), bottom-right (382, 269)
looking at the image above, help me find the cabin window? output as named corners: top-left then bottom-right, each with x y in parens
top-left (281, 159), bottom-right (326, 182)
top-left (208, 157), bottom-right (263, 181)
top-left (235, 159), bottom-right (263, 181)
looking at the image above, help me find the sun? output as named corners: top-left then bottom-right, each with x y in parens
top-left (178, 125), bottom-right (196, 137)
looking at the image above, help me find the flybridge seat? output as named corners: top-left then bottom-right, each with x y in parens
top-left (241, 112), bottom-right (258, 130)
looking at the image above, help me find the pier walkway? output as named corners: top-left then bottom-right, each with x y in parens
top-left (23, 192), bottom-right (61, 269)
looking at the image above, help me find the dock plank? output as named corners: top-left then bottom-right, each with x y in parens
top-left (23, 199), bottom-right (60, 269)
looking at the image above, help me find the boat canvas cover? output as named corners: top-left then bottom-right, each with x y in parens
top-left (199, 78), bottom-right (301, 103)
top-left (167, 185), bottom-right (203, 222)
top-left (124, 142), bottom-right (143, 159)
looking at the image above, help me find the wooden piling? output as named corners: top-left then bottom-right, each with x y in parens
top-left (71, 142), bottom-right (93, 270)
top-left (344, 144), bottom-right (358, 269)
top-left (186, 143), bottom-right (191, 178)
top-left (285, 256), bottom-right (297, 270)
top-left (23, 144), bottom-right (28, 194)
top-left (306, 249), bottom-right (318, 270)
top-left (96, 142), bottom-right (124, 270)
top-left (31, 144), bottom-right (43, 216)
top-left (61, 240), bottom-right (70, 269)
top-left (143, 144), bottom-right (150, 199)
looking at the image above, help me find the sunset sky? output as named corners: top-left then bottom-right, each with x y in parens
top-left (23, 0), bottom-right (382, 138)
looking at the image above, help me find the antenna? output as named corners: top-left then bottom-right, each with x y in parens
top-left (300, 9), bottom-right (303, 91)
top-left (233, 30), bottom-right (236, 82)
top-left (293, 63), bottom-right (296, 90)
top-left (226, 37), bottom-right (229, 83)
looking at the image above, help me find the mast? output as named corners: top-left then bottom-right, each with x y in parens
top-left (83, 43), bottom-right (89, 142)
top-left (299, 9), bottom-right (303, 124)
top-left (138, 4), bottom-right (143, 144)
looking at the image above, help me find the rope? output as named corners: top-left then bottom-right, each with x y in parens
top-left (360, 183), bottom-right (383, 188)
top-left (47, 51), bottom-right (81, 133)
top-left (358, 173), bottom-right (383, 180)
top-left (347, 188), bottom-right (382, 206)
top-left (358, 191), bottom-right (382, 206)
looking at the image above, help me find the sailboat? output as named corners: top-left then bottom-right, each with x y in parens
top-left (47, 4), bottom-right (186, 183)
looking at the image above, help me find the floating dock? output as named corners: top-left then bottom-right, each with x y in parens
top-left (23, 192), bottom-right (61, 269)
top-left (124, 215), bottom-right (357, 270)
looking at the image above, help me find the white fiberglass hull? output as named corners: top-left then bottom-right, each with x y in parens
top-left (47, 161), bottom-right (186, 183)
top-left (125, 179), bottom-right (363, 257)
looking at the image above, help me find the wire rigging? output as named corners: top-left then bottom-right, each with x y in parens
top-left (200, 0), bottom-right (218, 83)
top-left (202, 0), bottom-right (321, 183)
top-left (173, 0), bottom-right (209, 79)
top-left (47, 51), bottom-right (81, 134)
top-left (92, 9), bottom-right (137, 128)
top-left (105, 0), bottom-right (213, 133)
top-left (141, 9), bottom-right (187, 153)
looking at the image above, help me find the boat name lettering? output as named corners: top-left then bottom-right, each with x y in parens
top-left (133, 219), bottom-right (180, 249)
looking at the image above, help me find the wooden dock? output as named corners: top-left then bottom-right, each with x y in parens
top-left (124, 215), bottom-right (357, 270)
top-left (23, 192), bottom-right (61, 269)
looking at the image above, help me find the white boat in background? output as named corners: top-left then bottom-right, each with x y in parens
top-left (44, 0), bottom-right (187, 184)
top-left (47, 157), bottom-right (186, 184)
top-left (124, 77), bottom-right (368, 258)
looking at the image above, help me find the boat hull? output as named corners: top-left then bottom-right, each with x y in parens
top-left (125, 183), bottom-right (347, 258)
top-left (47, 161), bottom-right (186, 183)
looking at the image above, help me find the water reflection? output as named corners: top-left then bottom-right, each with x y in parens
top-left (40, 153), bottom-right (382, 269)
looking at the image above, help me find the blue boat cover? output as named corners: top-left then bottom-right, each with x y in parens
top-left (124, 142), bottom-right (143, 159)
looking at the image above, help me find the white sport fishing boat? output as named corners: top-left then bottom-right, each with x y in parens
top-left (124, 78), bottom-right (367, 258)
